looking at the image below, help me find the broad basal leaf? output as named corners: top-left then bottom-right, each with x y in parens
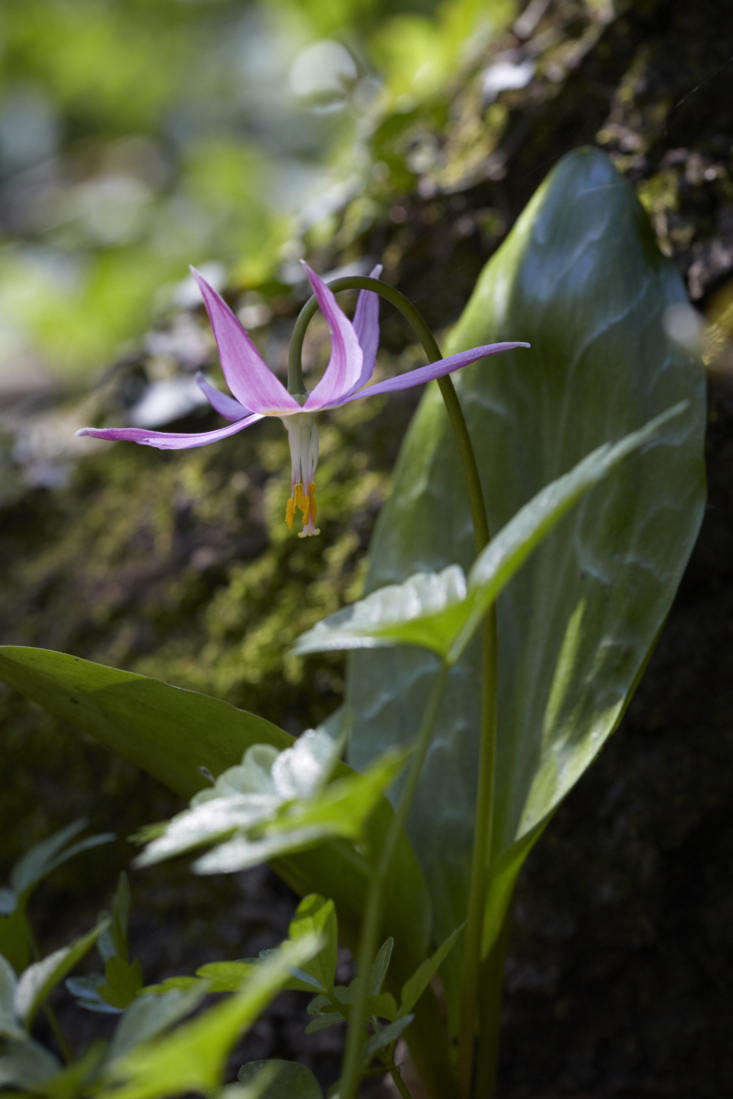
top-left (343, 148), bottom-right (706, 1013)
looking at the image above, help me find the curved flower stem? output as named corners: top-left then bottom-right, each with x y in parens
top-left (289, 275), bottom-right (489, 548)
top-left (292, 275), bottom-right (499, 1098)
top-left (339, 662), bottom-right (449, 1099)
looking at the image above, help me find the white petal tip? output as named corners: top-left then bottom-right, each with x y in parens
top-left (75, 428), bottom-right (89, 437)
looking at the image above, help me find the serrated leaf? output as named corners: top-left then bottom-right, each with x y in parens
top-left (400, 922), bottom-right (464, 1015)
top-left (237, 1060), bottom-right (322, 1098)
top-left (345, 148), bottom-right (706, 1020)
top-left (15, 919), bottom-right (108, 1027)
top-left (0, 647), bottom-right (433, 983)
top-left (100, 935), bottom-right (321, 1099)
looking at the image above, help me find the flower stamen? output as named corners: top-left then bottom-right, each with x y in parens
top-left (286, 481), bottom-right (320, 537)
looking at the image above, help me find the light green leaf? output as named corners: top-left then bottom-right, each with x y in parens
top-left (100, 935), bottom-right (321, 1099)
top-left (345, 148), bottom-right (706, 1018)
top-left (237, 1060), bottom-right (322, 1099)
top-left (108, 985), bottom-right (210, 1062)
top-left (288, 895), bottom-right (338, 994)
top-left (400, 923), bottom-right (464, 1015)
top-left (15, 920), bottom-right (108, 1027)
top-left (0, 648), bottom-right (432, 984)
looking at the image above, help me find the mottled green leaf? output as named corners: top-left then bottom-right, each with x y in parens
top-left (345, 148), bottom-right (706, 1015)
top-left (295, 566), bottom-right (468, 657)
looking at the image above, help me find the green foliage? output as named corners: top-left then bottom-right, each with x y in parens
top-left (67, 874), bottom-right (143, 1013)
top-left (0, 822), bottom-right (113, 973)
top-left (0, 648), bottom-right (432, 984)
top-left (97, 935), bottom-right (321, 1099)
top-left (344, 148), bottom-right (706, 1023)
top-left (136, 730), bottom-right (404, 875)
top-left (14, 921), bottom-right (108, 1028)
top-left (296, 404), bottom-right (689, 665)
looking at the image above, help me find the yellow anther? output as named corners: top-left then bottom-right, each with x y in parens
top-left (286, 481), bottom-right (320, 536)
top-left (285, 495), bottom-right (296, 529)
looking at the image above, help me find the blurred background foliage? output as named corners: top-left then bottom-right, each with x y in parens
top-left (0, 0), bottom-right (513, 382)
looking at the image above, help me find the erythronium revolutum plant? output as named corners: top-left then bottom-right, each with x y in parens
top-left (0, 150), bottom-right (705, 1099)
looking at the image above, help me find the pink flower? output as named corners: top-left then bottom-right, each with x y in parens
top-left (78, 263), bottom-right (529, 536)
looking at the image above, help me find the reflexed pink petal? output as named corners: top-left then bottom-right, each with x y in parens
top-left (196, 372), bottom-right (250, 421)
top-left (190, 267), bottom-right (300, 415)
top-left (338, 342), bottom-right (530, 404)
top-left (345, 263), bottom-right (382, 395)
top-left (76, 412), bottom-right (264, 450)
top-left (301, 262), bottom-right (363, 411)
